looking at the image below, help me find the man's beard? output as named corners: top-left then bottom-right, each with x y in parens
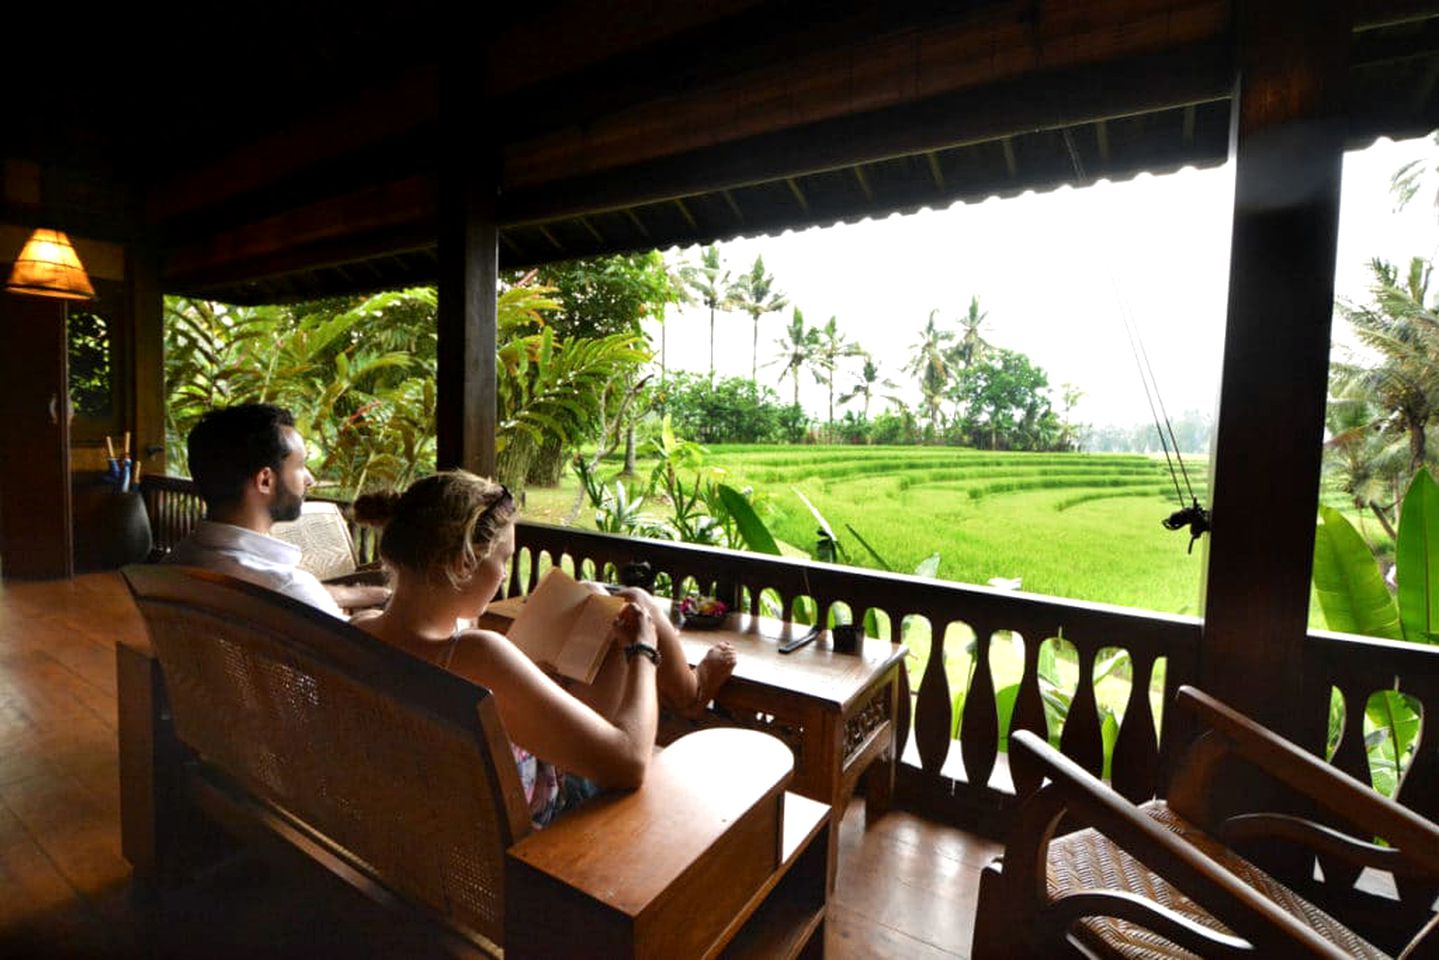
top-left (269, 486), bottom-right (304, 523)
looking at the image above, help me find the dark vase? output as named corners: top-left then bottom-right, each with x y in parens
top-left (97, 491), bottom-right (154, 568)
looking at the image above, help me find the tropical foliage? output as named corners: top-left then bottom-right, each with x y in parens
top-left (163, 280), bottom-right (651, 498)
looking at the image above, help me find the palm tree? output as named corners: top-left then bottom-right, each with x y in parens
top-left (1324, 383), bottom-right (1407, 540)
top-left (679, 245), bottom-right (729, 378)
top-left (654, 256), bottom-right (694, 385)
top-left (953, 295), bottom-right (992, 370)
top-left (726, 255), bottom-right (788, 382)
top-left (813, 316), bottom-right (863, 437)
top-left (1333, 257), bottom-right (1439, 476)
top-left (904, 309), bottom-right (956, 436)
top-left (771, 307), bottom-right (819, 407)
top-left (839, 354), bottom-right (889, 421)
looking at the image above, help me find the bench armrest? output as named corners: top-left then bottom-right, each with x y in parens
top-left (1172, 686), bottom-right (1439, 876)
top-left (505, 728), bottom-right (808, 959)
top-left (1002, 730), bottom-right (1352, 958)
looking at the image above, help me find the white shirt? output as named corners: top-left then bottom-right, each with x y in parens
top-left (166, 520), bottom-right (345, 618)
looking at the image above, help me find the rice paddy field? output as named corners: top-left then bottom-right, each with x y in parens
top-left (526, 444), bottom-right (1212, 615)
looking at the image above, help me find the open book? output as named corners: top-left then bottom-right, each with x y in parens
top-left (506, 570), bottom-right (627, 684)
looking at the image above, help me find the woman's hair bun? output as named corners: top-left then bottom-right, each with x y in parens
top-left (352, 490), bottom-right (404, 526)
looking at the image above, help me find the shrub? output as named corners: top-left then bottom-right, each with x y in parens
top-left (657, 373), bottom-right (810, 443)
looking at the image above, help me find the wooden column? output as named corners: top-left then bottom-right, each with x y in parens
top-left (1199, 0), bottom-right (1352, 745)
top-left (129, 245), bottom-right (166, 476)
top-left (436, 68), bottom-right (499, 476)
top-left (0, 295), bottom-right (73, 578)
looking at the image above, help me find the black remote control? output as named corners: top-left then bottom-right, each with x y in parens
top-left (778, 625), bottom-right (821, 654)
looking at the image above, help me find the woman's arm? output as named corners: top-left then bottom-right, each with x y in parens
top-left (449, 602), bottom-right (659, 789)
top-left (614, 587), bottom-right (699, 707)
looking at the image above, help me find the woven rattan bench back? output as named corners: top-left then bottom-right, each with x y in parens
top-left (123, 565), bottom-right (530, 949)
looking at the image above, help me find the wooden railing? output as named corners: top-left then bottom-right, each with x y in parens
top-left (139, 475), bottom-right (380, 564)
top-left (137, 476), bottom-right (1435, 838)
top-left (507, 522), bottom-right (1203, 832)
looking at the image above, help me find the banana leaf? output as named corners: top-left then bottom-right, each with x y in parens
top-left (1396, 470), bottom-right (1439, 644)
top-left (716, 484), bottom-right (781, 555)
top-left (1313, 506), bottom-right (1402, 640)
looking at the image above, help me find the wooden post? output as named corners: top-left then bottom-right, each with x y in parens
top-left (0, 294), bottom-right (73, 578)
top-left (436, 65), bottom-right (499, 477)
top-left (1200, 1), bottom-right (1352, 746)
top-left (129, 244), bottom-right (166, 476)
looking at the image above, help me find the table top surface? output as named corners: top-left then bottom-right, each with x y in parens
top-left (483, 595), bottom-right (908, 709)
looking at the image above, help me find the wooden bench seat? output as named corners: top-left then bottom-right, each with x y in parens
top-left (118, 564), bottom-right (828, 959)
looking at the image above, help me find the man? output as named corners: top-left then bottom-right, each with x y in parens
top-left (167, 404), bottom-right (387, 616)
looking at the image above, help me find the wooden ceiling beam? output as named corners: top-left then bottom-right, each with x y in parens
top-left (672, 198), bottom-right (699, 230)
top-left (785, 178), bottom-right (810, 213)
top-left (504, 1), bottom-right (1230, 190)
top-left (147, 68), bottom-right (438, 225)
top-left (161, 175), bottom-right (435, 293)
top-left (1001, 138), bottom-right (1019, 180)
top-left (499, 42), bottom-right (1231, 226)
top-left (480, 0), bottom-right (768, 99)
top-left (925, 152), bottom-right (946, 191)
top-left (852, 165), bottom-right (874, 202)
top-left (721, 189), bottom-right (745, 224)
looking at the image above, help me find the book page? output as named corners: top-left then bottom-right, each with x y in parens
top-left (554, 591), bottom-right (625, 683)
top-left (507, 570), bottom-right (624, 683)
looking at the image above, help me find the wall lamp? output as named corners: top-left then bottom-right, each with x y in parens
top-left (5, 228), bottom-right (96, 301)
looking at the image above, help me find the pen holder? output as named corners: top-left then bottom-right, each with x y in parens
top-left (831, 623), bottom-right (863, 655)
top-left (96, 490), bottom-right (153, 568)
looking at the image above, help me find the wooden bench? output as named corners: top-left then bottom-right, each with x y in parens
top-left (118, 564), bottom-right (829, 959)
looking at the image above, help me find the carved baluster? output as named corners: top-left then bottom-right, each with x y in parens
top-left (1059, 643), bottom-right (1103, 778)
top-left (896, 659), bottom-right (912, 764)
top-left (1330, 683), bottom-right (1371, 786)
top-left (913, 616), bottom-right (953, 776)
top-left (1008, 630), bottom-right (1047, 797)
top-left (960, 623), bottom-right (998, 789)
top-left (1397, 693), bottom-right (1438, 820)
top-left (1111, 652), bottom-right (1159, 802)
top-left (1318, 682), bottom-right (1367, 893)
top-left (1394, 694), bottom-right (1439, 911)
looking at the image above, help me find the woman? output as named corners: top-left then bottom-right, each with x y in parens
top-left (352, 471), bottom-right (660, 826)
top-left (346, 472), bottom-right (731, 829)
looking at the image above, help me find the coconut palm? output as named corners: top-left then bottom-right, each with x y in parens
top-left (771, 307), bottom-right (819, 407)
top-left (839, 354), bottom-right (895, 421)
top-left (904, 309), bottom-right (956, 435)
top-left (679, 245), bottom-right (729, 378)
top-left (813, 316), bottom-right (863, 437)
top-left (1333, 257), bottom-right (1439, 476)
top-left (726, 255), bottom-right (788, 382)
top-left (953, 295), bottom-right (992, 370)
top-left (1324, 382), bottom-right (1409, 540)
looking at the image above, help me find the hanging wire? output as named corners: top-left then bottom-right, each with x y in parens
top-left (1062, 126), bottom-right (1210, 551)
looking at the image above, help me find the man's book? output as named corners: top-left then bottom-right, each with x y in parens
top-left (506, 569), bottom-right (626, 684)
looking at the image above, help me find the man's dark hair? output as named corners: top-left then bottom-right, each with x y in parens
top-left (187, 404), bottom-right (296, 511)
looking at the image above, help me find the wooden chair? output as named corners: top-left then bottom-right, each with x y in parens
top-left (972, 685), bottom-right (1439, 959)
top-left (118, 564), bottom-right (830, 959)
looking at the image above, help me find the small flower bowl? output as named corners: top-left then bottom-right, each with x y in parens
top-left (679, 595), bottom-right (728, 630)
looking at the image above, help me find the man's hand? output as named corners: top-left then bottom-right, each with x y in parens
top-left (324, 582), bottom-right (391, 613)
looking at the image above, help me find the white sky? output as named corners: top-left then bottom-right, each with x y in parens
top-left (650, 133), bottom-right (1439, 429)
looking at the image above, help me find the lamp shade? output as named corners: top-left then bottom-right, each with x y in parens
top-left (6, 229), bottom-right (96, 301)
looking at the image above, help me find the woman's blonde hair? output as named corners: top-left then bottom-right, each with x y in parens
top-left (353, 471), bottom-right (517, 588)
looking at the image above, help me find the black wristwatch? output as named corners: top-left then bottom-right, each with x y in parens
top-left (623, 642), bottom-right (661, 666)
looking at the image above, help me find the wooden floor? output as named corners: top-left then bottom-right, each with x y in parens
top-left (0, 573), bottom-right (1001, 959)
